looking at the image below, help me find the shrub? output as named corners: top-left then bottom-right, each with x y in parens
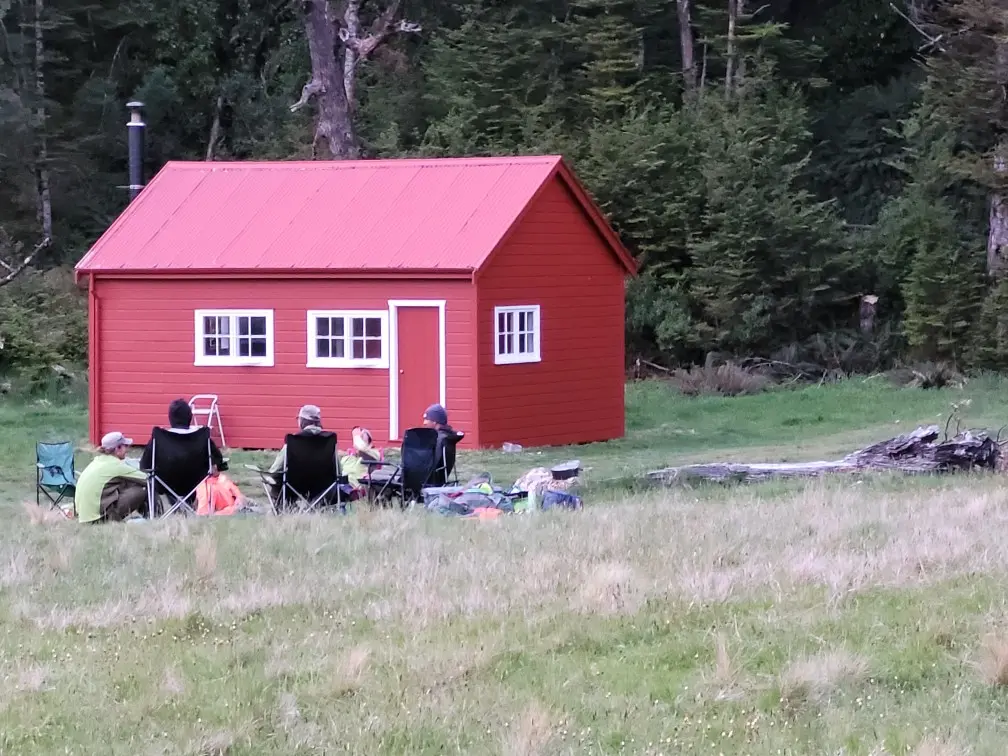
top-left (0, 267), bottom-right (87, 388)
top-left (668, 362), bottom-right (772, 397)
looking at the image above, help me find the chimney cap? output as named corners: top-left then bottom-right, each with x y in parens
top-left (126, 100), bottom-right (144, 110)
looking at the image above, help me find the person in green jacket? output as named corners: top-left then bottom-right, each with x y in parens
top-left (75, 431), bottom-right (149, 523)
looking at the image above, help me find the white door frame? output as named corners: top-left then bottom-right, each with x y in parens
top-left (388, 299), bottom-right (446, 441)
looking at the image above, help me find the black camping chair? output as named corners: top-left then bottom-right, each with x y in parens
top-left (141, 426), bottom-right (214, 518)
top-left (432, 429), bottom-right (465, 487)
top-left (36, 441), bottom-right (78, 515)
top-left (247, 432), bottom-right (347, 514)
top-left (362, 427), bottom-right (444, 508)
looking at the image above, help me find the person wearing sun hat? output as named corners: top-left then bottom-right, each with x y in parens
top-left (74, 431), bottom-right (149, 523)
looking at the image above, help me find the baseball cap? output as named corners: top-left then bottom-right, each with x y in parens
top-left (100, 431), bottom-right (132, 450)
top-left (298, 404), bottom-right (322, 423)
top-left (423, 404), bottom-right (448, 425)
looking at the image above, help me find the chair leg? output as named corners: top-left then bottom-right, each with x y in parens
top-left (214, 408), bottom-right (226, 448)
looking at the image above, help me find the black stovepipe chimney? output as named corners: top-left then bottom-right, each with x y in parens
top-left (126, 101), bottom-right (145, 201)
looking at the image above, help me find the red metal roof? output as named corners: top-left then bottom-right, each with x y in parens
top-left (75, 155), bottom-right (636, 278)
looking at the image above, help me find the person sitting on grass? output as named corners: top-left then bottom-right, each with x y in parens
top-left (340, 426), bottom-right (382, 499)
top-left (74, 432), bottom-right (149, 524)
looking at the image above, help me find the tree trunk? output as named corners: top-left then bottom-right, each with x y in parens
top-left (206, 93), bottom-right (223, 160)
top-left (293, 0), bottom-right (358, 159)
top-left (990, 37), bottom-right (1008, 275)
top-left (33, 0), bottom-right (51, 240)
top-left (725, 0), bottom-right (737, 95)
top-left (860, 294), bottom-right (878, 335)
top-left (988, 167), bottom-right (1008, 276)
top-left (647, 425), bottom-right (1000, 484)
top-left (290, 0), bottom-right (420, 159)
top-left (676, 0), bottom-right (696, 91)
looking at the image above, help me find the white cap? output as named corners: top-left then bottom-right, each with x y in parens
top-left (100, 431), bottom-right (132, 451)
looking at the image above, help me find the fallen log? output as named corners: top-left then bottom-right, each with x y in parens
top-left (646, 424), bottom-right (1001, 485)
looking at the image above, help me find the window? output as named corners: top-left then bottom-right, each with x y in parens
top-left (494, 305), bottom-right (541, 365)
top-left (307, 310), bottom-right (389, 368)
top-left (194, 310), bottom-right (274, 366)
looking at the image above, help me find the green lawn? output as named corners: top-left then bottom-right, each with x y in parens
top-left (4, 378), bottom-right (1008, 753)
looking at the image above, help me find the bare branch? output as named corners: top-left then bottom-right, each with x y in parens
top-left (340, 0), bottom-right (421, 60)
top-left (889, 1), bottom-right (945, 52)
top-left (0, 233), bottom-right (50, 288)
top-left (290, 78), bottom-right (324, 112)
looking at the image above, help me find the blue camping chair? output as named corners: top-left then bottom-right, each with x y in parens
top-left (36, 441), bottom-right (78, 515)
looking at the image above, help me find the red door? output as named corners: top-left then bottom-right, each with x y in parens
top-left (396, 306), bottom-right (440, 438)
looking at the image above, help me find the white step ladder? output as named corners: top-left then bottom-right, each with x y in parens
top-left (189, 394), bottom-right (226, 448)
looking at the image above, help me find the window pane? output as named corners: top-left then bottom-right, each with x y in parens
top-left (351, 318), bottom-right (364, 337)
top-left (317, 318), bottom-right (329, 337)
top-left (526, 332), bottom-right (535, 353)
top-left (238, 338), bottom-right (249, 357)
top-left (317, 338), bottom-right (330, 358)
top-left (498, 334), bottom-right (506, 354)
top-left (352, 339), bottom-right (364, 359)
top-left (204, 337), bottom-right (217, 356)
top-left (518, 311), bottom-right (526, 331)
top-left (505, 333), bottom-right (513, 353)
top-left (250, 317), bottom-right (266, 336)
top-left (204, 316), bottom-right (217, 336)
top-left (497, 311), bottom-right (506, 334)
top-left (505, 311), bottom-right (513, 334)
top-left (365, 318), bottom-right (381, 337)
top-left (333, 338), bottom-right (345, 358)
top-left (365, 339), bottom-right (381, 359)
top-left (518, 333), bottom-right (526, 353)
top-left (250, 338), bottom-right (267, 357)
top-left (218, 337), bottom-right (230, 355)
top-left (238, 317), bottom-right (249, 336)
top-left (333, 318), bottom-right (344, 337)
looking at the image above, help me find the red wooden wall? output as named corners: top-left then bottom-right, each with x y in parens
top-left (89, 277), bottom-right (477, 450)
top-left (474, 177), bottom-right (627, 448)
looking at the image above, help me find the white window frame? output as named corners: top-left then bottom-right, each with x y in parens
top-left (494, 305), bottom-right (541, 365)
top-left (194, 309), bottom-right (275, 367)
top-left (306, 309), bottom-right (390, 369)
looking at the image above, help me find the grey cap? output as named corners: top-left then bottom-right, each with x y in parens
top-left (100, 431), bottom-right (132, 450)
top-left (423, 404), bottom-right (448, 425)
top-left (298, 404), bottom-right (322, 424)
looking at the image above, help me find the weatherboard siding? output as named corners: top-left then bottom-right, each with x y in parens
top-left (90, 277), bottom-right (477, 450)
top-left (475, 177), bottom-right (626, 448)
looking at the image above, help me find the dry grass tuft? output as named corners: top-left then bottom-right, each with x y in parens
top-left (21, 500), bottom-right (67, 526)
top-left (193, 532), bottom-right (218, 582)
top-left (42, 543), bottom-right (73, 574)
top-left (189, 730), bottom-right (234, 756)
top-left (274, 692), bottom-right (323, 749)
top-left (161, 666), bottom-right (186, 697)
top-left (976, 634), bottom-right (1008, 686)
top-left (703, 631), bottom-right (745, 701)
top-left (668, 362), bottom-right (770, 397)
top-left (911, 733), bottom-right (971, 756)
top-left (16, 663), bottom-right (50, 693)
top-left (578, 561), bottom-right (642, 615)
top-left (1, 549), bottom-right (32, 587)
top-left (778, 648), bottom-right (869, 709)
top-left (333, 645), bottom-right (371, 695)
top-left (502, 702), bottom-right (555, 756)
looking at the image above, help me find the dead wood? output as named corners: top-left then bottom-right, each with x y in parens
top-left (0, 230), bottom-right (50, 287)
top-left (647, 424), bottom-right (1000, 485)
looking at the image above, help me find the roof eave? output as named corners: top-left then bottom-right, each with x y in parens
top-left (74, 267), bottom-right (477, 281)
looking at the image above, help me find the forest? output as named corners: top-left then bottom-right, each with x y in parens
top-left (0, 0), bottom-right (1006, 382)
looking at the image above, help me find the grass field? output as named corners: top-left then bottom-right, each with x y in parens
top-left (4, 377), bottom-right (1008, 753)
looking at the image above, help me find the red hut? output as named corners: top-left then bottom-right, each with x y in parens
top-left (74, 156), bottom-right (637, 450)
